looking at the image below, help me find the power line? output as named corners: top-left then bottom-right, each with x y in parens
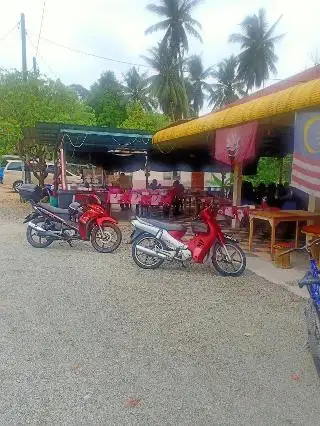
top-left (36, 0), bottom-right (46, 56)
top-left (0, 22), bottom-right (19, 41)
top-left (25, 29), bottom-right (309, 85)
top-left (27, 33), bottom-right (60, 79)
top-left (27, 30), bottom-right (149, 68)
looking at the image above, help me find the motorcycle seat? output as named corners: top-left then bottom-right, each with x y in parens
top-left (38, 203), bottom-right (69, 216)
top-left (139, 217), bottom-right (187, 232)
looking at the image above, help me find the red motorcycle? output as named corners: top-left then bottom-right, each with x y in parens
top-left (20, 185), bottom-right (122, 253)
top-left (130, 201), bottom-right (246, 276)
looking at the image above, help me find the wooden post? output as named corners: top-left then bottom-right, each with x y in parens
top-left (308, 195), bottom-right (320, 213)
top-left (307, 195), bottom-right (320, 238)
top-left (232, 162), bottom-right (243, 228)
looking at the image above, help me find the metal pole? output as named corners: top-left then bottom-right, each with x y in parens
top-left (21, 13), bottom-right (31, 183)
top-left (32, 56), bottom-right (38, 76)
top-left (21, 13), bottom-right (27, 80)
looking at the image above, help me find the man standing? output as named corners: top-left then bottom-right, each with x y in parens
top-left (172, 177), bottom-right (184, 215)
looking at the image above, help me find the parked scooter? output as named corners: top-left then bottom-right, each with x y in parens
top-left (19, 184), bottom-right (122, 252)
top-left (130, 201), bottom-right (246, 276)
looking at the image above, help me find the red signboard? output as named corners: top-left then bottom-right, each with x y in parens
top-left (214, 121), bottom-right (258, 165)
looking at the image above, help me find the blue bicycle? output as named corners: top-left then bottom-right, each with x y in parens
top-left (283, 238), bottom-right (320, 376)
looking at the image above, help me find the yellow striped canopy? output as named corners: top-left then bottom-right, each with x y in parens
top-left (153, 78), bottom-right (320, 147)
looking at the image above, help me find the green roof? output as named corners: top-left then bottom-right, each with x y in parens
top-left (25, 122), bottom-right (153, 152)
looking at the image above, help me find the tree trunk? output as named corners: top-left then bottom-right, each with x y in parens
top-left (37, 174), bottom-right (46, 188)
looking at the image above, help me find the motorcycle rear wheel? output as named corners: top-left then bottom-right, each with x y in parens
top-left (304, 299), bottom-right (320, 377)
top-left (90, 223), bottom-right (122, 253)
top-left (26, 217), bottom-right (53, 248)
top-left (132, 235), bottom-right (165, 269)
top-left (212, 242), bottom-right (246, 277)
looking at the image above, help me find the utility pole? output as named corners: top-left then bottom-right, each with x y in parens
top-left (21, 13), bottom-right (27, 79)
top-left (32, 56), bottom-right (38, 76)
top-left (21, 13), bottom-right (31, 183)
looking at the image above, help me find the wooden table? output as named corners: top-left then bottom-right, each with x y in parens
top-left (248, 210), bottom-right (320, 258)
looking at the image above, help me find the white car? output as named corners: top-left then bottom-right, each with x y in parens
top-left (3, 160), bottom-right (82, 192)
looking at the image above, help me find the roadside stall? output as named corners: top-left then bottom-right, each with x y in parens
top-left (150, 66), bottom-right (320, 258)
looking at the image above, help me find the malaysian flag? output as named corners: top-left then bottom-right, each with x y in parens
top-left (291, 112), bottom-right (320, 198)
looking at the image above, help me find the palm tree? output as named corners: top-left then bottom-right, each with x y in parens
top-left (229, 8), bottom-right (284, 90)
top-left (208, 55), bottom-right (246, 110)
top-left (186, 55), bottom-right (213, 116)
top-left (122, 67), bottom-right (156, 111)
top-left (142, 44), bottom-right (189, 120)
top-left (145, 0), bottom-right (203, 74)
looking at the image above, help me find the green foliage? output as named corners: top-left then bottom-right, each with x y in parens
top-left (87, 70), bottom-right (128, 127)
top-left (0, 70), bottom-right (96, 185)
top-left (87, 71), bottom-right (123, 115)
top-left (69, 84), bottom-right (89, 101)
top-left (144, 0), bottom-right (203, 118)
top-left (0, 120), bottom-right (21, 157)
top-left (96, 91), bottom-right (127, 127)
top-left (145, 0), bottom-right (203, 63)
top-left (0, 70), bottom-right (96, 132)
top-left (229, 8), bottom-right (284, 90)
top-left (208, 55), bottom-right (246, 110)
top-left (122, 67), bottom-right (156, 111)
top-left (186, 55), bottom-right (213, 116)
top-left (143, 44), bottom-right (189, 120)
top-left (245, 156), bottom-right (292, 186)
top-left (121, 102), bottom-right (170, 133)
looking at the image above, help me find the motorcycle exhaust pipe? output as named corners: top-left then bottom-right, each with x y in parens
top-left (28, 222), bottom-right (60, 238)
top-left (135, 244), bottom-right (171, 260)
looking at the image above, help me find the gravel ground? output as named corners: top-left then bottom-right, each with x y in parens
top-left (0, 186), bottom-right (320, 425)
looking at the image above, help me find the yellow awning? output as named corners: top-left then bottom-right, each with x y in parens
top-left (153, 78), bottom-right (320, 145)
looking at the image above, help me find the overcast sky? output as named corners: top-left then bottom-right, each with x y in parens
top-left (1, 0), bottom-right (319, 91)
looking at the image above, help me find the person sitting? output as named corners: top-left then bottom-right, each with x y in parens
top-left (280, 184), bottom-right (307, 210)
top-left (241, 181), bottom-right (254, 205)
top-left (266, 183), bottom-right (277, 207)
top-left (149, 179), bottom-right (161, 190)
top-left (255, 183), bottom-right (266, 205)
top-left (118, 172), bottom-right (132, 210)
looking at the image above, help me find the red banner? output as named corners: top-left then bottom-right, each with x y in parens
top-left (214, 121), bottom-right (258, 165)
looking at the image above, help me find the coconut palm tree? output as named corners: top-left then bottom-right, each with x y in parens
top-left (186, 55), bottom-right (213, 116)
top-left (122, 67), bottom-right (156, 111)
top-left (145, 0), bottom-right (203, 74)
top-left (142, 44), bottom-right (189, 120)
top-left (229, 8), bottom-right (284, 90)
top-left (208, 55), bottom-right (246, 110)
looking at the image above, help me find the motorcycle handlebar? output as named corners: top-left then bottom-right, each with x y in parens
top-left (279, 237), bottom-right (320, 257)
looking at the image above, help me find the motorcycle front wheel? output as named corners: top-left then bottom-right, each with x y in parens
top-left (26, 217), bottom-right (53, 248)
top-left (132, 234), bottom-right (165, 269)
top-left (212, 242), bottom-right (246, 277)
top-left (90, 223), bottom-right (122, 253)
